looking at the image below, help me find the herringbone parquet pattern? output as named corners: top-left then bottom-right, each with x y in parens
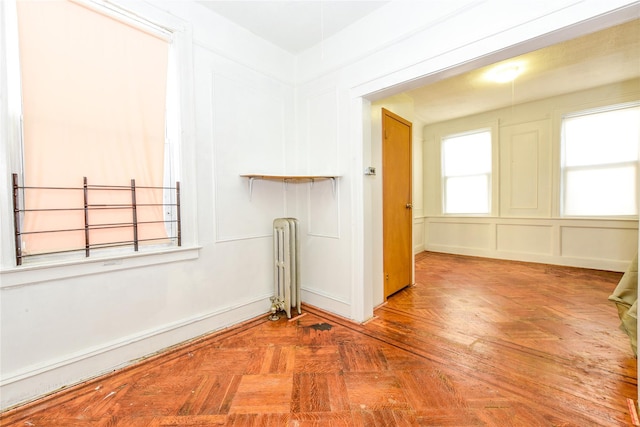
top-left (1, 252), bottom-right (636, 426)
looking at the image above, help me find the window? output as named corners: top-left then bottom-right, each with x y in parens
top-left (561, 104), bottom-right (640, 217)
top-left (441, 129), bottom-right (492, 214)
top-left (11, 0), bottom-right (181, 264)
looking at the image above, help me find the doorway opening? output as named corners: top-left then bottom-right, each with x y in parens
top-left (365, 18), bottom-right (640, 311)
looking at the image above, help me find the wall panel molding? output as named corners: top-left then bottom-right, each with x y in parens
top-left (499, 119), bottom-right (551, 217)
top-left (210, 71), bottom-right (288, 242)
top-left (413, 217), bottom-right (425, 254)
top-left (560, 225), bottom-right (638, 261)
top-left (304, 87), bottom-right (341, 238)
top-left (308, 178), bottom-right (341, 238)
top-left (424, 216), bottom-right (637, 272)
top-left (509, 130), bottom-right (539, 209)
top-left (496, 223), bottom-right (552, 255)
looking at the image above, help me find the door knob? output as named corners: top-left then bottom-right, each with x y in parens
top-left (406, 203), bottom-right (412, 209)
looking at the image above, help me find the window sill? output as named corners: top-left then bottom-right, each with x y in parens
top-left (0, 246), bottom-right (201, 289)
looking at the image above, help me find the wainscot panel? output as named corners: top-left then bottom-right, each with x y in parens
top-left (497, 223), bottom-right (552, 255)
top-left (428, 221), bottom-right (494, 250)
top-left (424, 217), bottom-right (637, 272)
top-left (561, 226), bottom-right (638, 262)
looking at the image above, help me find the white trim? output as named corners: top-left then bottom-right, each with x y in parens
top-left (424, 214), bottom-right (638, 228)
top-left (0, 247), bottom-right (200, 289)
top-left (563, 100), bottom-right (640, 119)
top-left (0, 295), bottom-right (271, 409)
top-left (425, 243), bottom-right (632, 272)
top-left (350, 96), bottom-right (370, 323)
top-left (413, 217), bottom-right (425, 254)
top-left (301, 287), bottom-right (351, 320)
top-left (351, 1), bottom-right (640, 101)
top-left (0, 0), bottom-right (24, 271)
top-left (215, 234), bottom-right (272, 244)
top-left (76, 0), bottom-right (174, 41)
top-left (423, 215), bottom-right (637, 272)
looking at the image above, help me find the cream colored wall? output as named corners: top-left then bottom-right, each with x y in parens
top-left (0, 0), bottom-right (297, 410)
top-left (422, 79), bottom-right (640, 271)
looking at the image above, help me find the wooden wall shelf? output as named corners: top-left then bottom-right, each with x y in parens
top-left (240, 174), bottom-right (339, 199)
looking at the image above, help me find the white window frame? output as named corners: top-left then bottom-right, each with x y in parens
top-left (560, 102), bottom-right (640, 218)
top-left (441, 128), bottom-right (493, 215)
top-left (0, 0), bottom-right (198, 282)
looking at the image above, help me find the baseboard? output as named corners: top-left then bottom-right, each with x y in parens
top-left (0, 296), bottom-right (272, 411)
top-left (300, 287), bottom-right (351, 319)
top-left (425, 244), bottom-right (631, 272)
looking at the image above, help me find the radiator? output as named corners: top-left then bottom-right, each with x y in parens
top-left (270, 218), bottom-right (301, 320)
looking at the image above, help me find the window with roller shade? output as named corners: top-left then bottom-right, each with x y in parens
top-left (14, 0), bottom-right (179, 262)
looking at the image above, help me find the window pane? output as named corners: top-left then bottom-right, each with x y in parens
top-left (564, 166), bottom-right (637, 216)
top-left (443, 131), bottom-right (491, 176)
top-left (561, 104), bottom-right (639, 217)
top-left (442, 129), bottom-right (491, 214)
top-left (564, 107), bottom-right (640, 167)
top-left (445, 175), bottom-right (489, 214)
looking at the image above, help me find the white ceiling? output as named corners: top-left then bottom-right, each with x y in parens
top-left (197, 1), bottom-right (640, 124)
top-left (197, 1), bottom-right (389, 54)
top-left (407, 18), bottom-right (640, 124)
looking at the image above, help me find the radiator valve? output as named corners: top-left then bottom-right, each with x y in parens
top-left (269, 296), bottom-right (285, 321)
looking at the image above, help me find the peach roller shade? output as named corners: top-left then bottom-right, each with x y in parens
top-left (16, 0), bottom-right (169, 256)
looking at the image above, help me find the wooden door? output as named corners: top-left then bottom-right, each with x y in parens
top-left (382, 108), bottom-right (413, 297)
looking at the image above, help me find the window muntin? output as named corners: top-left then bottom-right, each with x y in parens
top-left (561, 104), bottom-right (639, 217)
top-left (442, 129), bottom-right (492, 214)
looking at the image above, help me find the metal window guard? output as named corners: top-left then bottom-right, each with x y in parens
top-left (11, 173), bottom-right (181, 266)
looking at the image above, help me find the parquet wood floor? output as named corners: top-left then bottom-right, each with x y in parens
top-left (1, 252), bottom-right (637, 426)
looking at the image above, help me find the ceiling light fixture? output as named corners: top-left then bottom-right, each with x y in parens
top-left (485, 61), bottom-right (524, 83)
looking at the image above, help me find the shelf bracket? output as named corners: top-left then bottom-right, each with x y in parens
top-left (307, 177), bottom-right (336, 198)
top-left (248, 176), bottom-right (255, 201)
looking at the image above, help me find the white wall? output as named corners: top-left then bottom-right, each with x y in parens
top-left (294, 0), bottom-right (640, 324)
top-left (422, 80), bottom-right (639, 271)
top-left (288, 74), bottom-right (352, 317)
top-left (1, 0), bottom-right (638, 410)
top-left (0, 0), bottom-right (296, 410)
